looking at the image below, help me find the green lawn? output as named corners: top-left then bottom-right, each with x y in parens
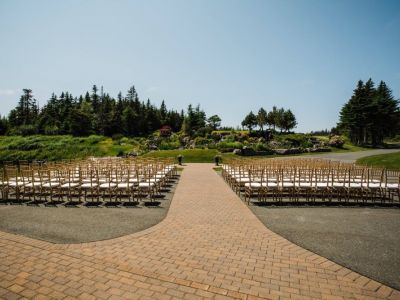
top-left (0, 135), bottom-right (142, 161)
top-left (143, 149), bottom-right (234, 163)
top-left (0, 134), bottom-right (376, 163)
top-left (356, 151), bottom-right (400, 170)
top-left (314, 135), bottom-right (369, 153)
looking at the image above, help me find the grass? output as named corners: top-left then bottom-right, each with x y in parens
top-left (0, 134), bottom-right (376, 163)
top-left (0, 135), bottom-right (141, 162)
top-left (143, 149), bottom-right (234, 163)
top-left (356, 151), bottom-right (400, 170)
top-left (314, 135), bottom-right (369, 153)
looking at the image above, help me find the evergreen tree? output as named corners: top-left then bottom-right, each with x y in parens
top-left (256, 108), bottom-right (268, 133)
top-left (267, 106), bottom-right (278, 130)
top-left (122, 106), bottom-right (137, 136)
top-left (9, 89), bottom-right (39, 127)
top-left (160, 100), bottom-right (168, 125)
top-left (281, 109), bottom-right (297, 132)
top-left (338, 79), bottom-right (399, 145)
top-left (69, 107), bottom-right (92, 136)
top-left (275, 108), bottom-right (286, 133)
top-left (241, 111), bottom-right (257, 132)
top-left (0, 115), bottom-right (8, 135)
top-left (207, 115), bottom-right (221, 130)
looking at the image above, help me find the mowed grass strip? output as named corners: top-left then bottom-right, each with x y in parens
top-left (356, 151), bottom-right (400, 170)
top-left (143, 149), bottom-right (233, 163)
top-left (0, 135), bottom-right (139, 161)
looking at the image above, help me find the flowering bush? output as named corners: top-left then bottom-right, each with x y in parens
top-left (328, 135), bottom-right (345, 148)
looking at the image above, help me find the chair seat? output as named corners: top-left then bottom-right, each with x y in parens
top-left (81, 183), bottom-right (98, 188)
top-left (236, 178), bottom-right (250, 183)
top-left (24, 182), bottom-right (42, 187)
top-left (99, 183), bottom-right (117, 188)
top-left (245, 182), bottom-right (262, 188)
top-left (386, 183), bottom-right (399, 189)
top-left (139, 182), bottom-right (155, 188)
top-left (349, 183), bottom-right (362, 188)
top-left (299, 182), bottom-right (313, 187)
top-left (61, 183), bottom-right (80, 188)
top-left (42, 183), bottom-right (60, 188)
top-left (368, 183), bottom-right (382, 189)
top-left (8, 181), bottom-right (24, 187)
top-left (116, 183), bottom-right (130, 188)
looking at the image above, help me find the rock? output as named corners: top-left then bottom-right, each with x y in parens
top-left (274, 148), bottom-right (302, 155)
top-left (240, 146), bottom-right (256, 156)
top-left (233, 149), bottom-right (242, 155)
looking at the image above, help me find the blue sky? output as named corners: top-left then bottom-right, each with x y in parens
top-left (0, 0), bottom-right (399, 132)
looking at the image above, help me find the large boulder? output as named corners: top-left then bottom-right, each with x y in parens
top-left (274, 148), bottom-right (302, 155)
top-left (233, 149), bottom-right (242, 155)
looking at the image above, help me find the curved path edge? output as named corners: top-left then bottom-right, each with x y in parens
top-left (0, 163), bottom-right (399, 300)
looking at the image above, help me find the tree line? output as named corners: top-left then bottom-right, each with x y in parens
top-left (0, 85), bottom-right (188, 137)
top-left (241, 107), bottom-right (297, 133)
top-left (337, 79), bottom-right (399, 145)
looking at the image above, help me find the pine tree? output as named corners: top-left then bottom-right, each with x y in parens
top-left (267, 106), bottom-right (278, 131)
top-left (281, 109), bottom-right (297, 132)
top-left (207, 115), bottom-right (221, 130)
top-left (257, 108), bottom-right (268, 133)
top-left (241, 111), bottom-right (257, 132)
top-left (338, 79), bottom-right (399, 145)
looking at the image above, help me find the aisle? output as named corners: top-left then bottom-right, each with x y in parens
top-left (0, 163), bottom-right (397, 299)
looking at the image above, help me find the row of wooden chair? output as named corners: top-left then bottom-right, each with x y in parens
top-left (222, 158), bottom-right (400, 204)
top-left (0, 157), bottom-right (178, 205)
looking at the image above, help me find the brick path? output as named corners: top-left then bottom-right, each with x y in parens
top-left (0, 163), bottom-right (399, 300)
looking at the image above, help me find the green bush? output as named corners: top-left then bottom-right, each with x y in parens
top-left (159, 141), bottom-right (180, 150)
top-left (194, 136), bottom-right (212, 146)
top-left (8, 125), bottom-right (37, 136)
top-left (112, 133), bottom-right (124, 141)
top-left (216, 141), bottom-right (243, 150)
top-left (328, 135), bottom-right (345, 148)
top-left (255, 143), bottom-right (269, 151)
top-left (86, 135), bottom-right (106, 144)
top-left (275, 133), bottom-right (313, 148)
top-left (44, 125), bottom-right (60, 135)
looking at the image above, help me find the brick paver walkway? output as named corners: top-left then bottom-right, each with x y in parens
top-left (0, 163), bottom-right (399, 300)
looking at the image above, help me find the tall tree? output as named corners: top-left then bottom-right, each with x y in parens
top-left (338, 79), bottom-right (399, 145)
top-left (281, 109), bottom-right (297, 132)
top-left (241, 111), bottom-right (257, 132)
top-left (207, 115), bottom-right (221, 130)
top-left (257, 108), bottom-right (268, 133)
top-left (267, 106), bottom-right (278, 131)
top-left (8, 89), bottom-right (39, 127)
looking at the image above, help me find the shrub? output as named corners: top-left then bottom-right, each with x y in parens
top-left (328, 135), bottom-right (345, 148)
top-left (8, 125), bottom-right (37, 136)
top-left (216, 141), bottom-right (243, 151)
top-left (255, 143), bottom-right (269, 151)
top-left (275, 133), bottom-right (313, 148)
top-left (112, 133), bottom-right (124, 141)
top-left (159, 141), bottom-right (180, 150)
top-left (194, 137), bottom-right (212, 146)
top-left (86, 135), bottom-right (106, 144)
top-left (44, 125), bottom-right (60, 135)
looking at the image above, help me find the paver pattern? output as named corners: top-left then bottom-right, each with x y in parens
top-left (0, 163), bottom-right (399, 300)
